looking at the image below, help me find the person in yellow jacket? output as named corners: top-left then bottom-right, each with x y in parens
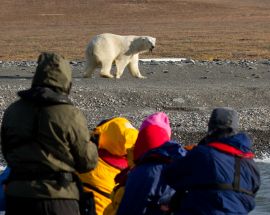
top-left (103, 147), bottom-right (135, 215)
top-left (79, 117), bottom-right (138, 215)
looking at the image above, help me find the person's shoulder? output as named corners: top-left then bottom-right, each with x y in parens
top-left (64, 105), bottom-right (86, 119)
top-left (5, 98), bottom-right (23, 108)
top-left (163, 141), bottom-right (187, 156)
top-left (48, 103), bottom-right (81, 114)
top-left (68, 106), bottom-right (86, 119)
top-left (188, 144), bottom-right (212, 157)
top-left (3, 99), bottom-right (25, 115)
top-left (47, 104), bottom-right (87, 125)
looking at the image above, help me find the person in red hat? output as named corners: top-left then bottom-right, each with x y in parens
top-left (116, 112), bottom-right (186, 215)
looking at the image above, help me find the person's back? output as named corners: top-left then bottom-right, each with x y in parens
top-left (103, 144), bottom-right (137, 215)
top-left (1, 52), bottom-right (98, 215)
top-left (165, 107), bottom-right (260, 215)
top-left (117, 112), bottom-right (186, 215)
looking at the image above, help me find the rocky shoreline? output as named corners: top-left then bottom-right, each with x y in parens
top-left (0, 59), bottom-right (270, 161)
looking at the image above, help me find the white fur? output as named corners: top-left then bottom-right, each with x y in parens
top-left (84, 33), bottom-right (156, 79)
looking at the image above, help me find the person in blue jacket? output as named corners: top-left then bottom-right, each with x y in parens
top-left (165, 107), bottom-right (261, 215)
top-left (0, 167), bottom-right (10, 212)
top-left (116, 112), bottom-right (187, 215)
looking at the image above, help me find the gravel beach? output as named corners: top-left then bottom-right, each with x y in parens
top-left (0, 59), bottom-right (270, 161)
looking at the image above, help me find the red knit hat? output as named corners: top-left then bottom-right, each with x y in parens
top-left (133, 112), bottom-right (171, 162)
top-left (139, 112), bottom-right (171, 137)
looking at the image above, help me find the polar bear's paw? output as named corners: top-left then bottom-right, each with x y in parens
top-left (83, 73), bottom-right (92, 78)
top-left (116, 75), bottom-right (122, 79)
top-left (100, 73), bottom-right (114, 78)
top-left (137, 75), bottom-right (147, 79)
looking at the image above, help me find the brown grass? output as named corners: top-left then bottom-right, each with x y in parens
top-left (1, 0), bottom-right (270, 61)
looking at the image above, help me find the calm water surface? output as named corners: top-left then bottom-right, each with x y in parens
top-left (250, 160), bottom-right (270, 215)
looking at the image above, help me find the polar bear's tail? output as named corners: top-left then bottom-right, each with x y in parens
top-left (85, 42), bottom-right (94, 58)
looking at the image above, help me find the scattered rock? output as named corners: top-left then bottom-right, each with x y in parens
top-left (200, 76), bottom-right (208, 79)
top-left (173, 97), bottom-right (185, 103)
top-left (0, 59), bottom-right (269, 158)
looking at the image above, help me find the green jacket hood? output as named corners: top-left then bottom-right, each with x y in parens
top-left (32, 52), bottom-right (72, 94)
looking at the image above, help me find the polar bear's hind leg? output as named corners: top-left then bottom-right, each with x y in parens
top-left (100, 61), bottom-right (114, 78)
top-left (84, 46), bottom-right (99, 78)
top-left (83, 59), bottom-right (97, 78)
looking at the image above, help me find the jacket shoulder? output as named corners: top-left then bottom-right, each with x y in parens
top-left (44, 104), bottom-right (87, 124)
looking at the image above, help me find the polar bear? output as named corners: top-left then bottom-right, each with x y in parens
top-left (84, 33), bottom-right (156, 79)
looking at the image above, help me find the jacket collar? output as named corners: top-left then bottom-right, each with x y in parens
top-left (200, 133), bottom-right (252, 153)
top-left (18, 87), bottom-right (72, 105)
top-left (136, 141), bottom-right (187, 165)
top-left (98, 149), bottom-right (128, 170)
top-left (208, 142), bottom-right (254, 158)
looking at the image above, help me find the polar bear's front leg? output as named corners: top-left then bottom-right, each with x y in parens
top-left (100, 61), bottom-right (114, 78)
top-left (115, 58), bottom-right (129, 79)
top-left (127, 54), bottom-right (146, 79)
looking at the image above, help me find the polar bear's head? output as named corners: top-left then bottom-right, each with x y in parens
top-left (129, 36), bottom-right (156, 54)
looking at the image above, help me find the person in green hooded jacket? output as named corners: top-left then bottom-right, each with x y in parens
top-left (0, 52), bottom-right (98, 215)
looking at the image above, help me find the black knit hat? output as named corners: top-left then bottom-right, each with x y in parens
top-left (208, 107), bottom-right (239, 134)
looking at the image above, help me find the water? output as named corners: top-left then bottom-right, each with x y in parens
top-left (250, 159), bottom-right (270, 215)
